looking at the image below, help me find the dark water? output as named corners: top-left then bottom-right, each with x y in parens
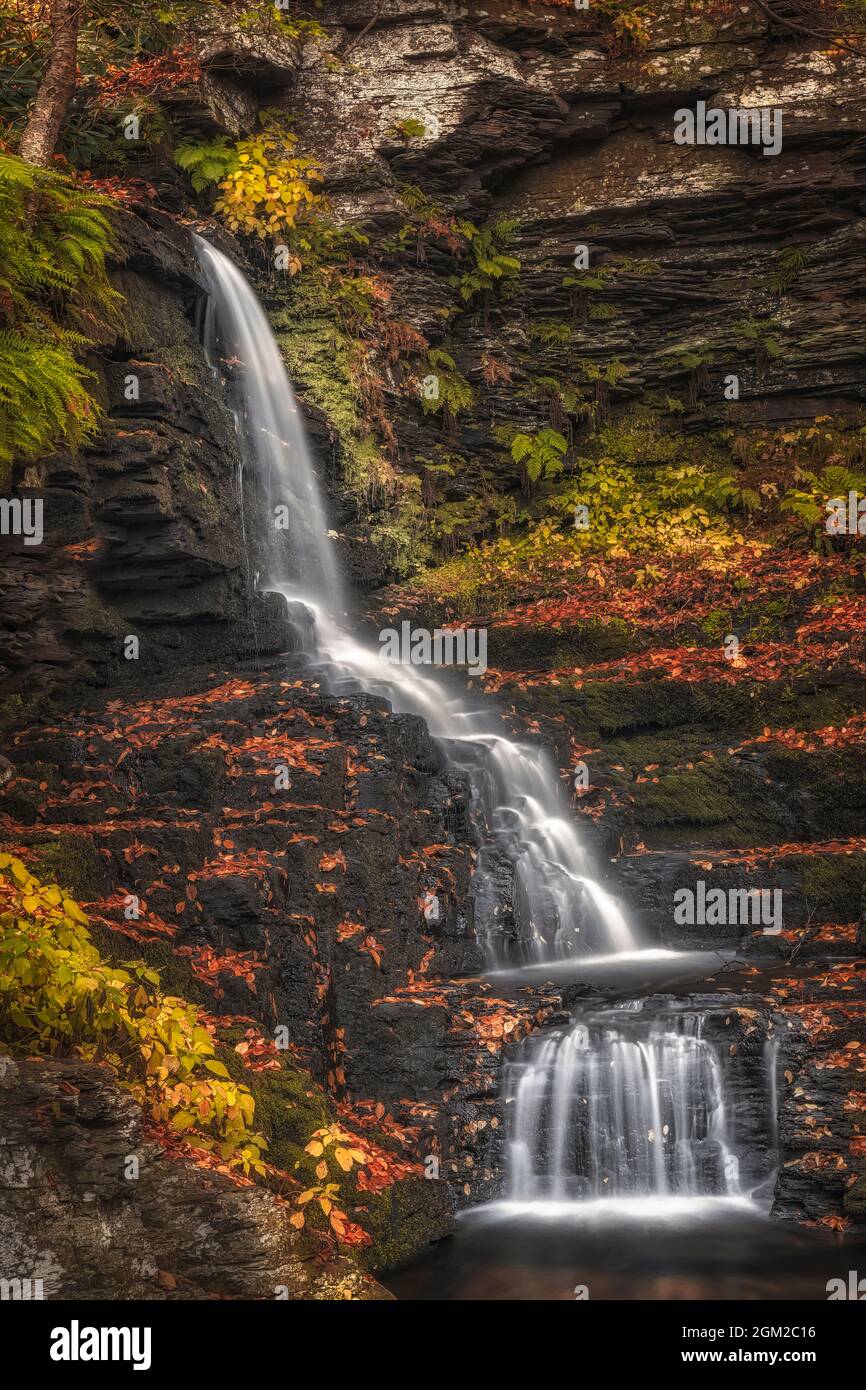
top-left (386, 1200), bottom-right (866, 1301)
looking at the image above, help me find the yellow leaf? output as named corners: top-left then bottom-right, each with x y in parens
top-left (204, 1059), bottom-right (230, 1078)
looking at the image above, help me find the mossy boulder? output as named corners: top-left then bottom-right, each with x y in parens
top-left (28, 833), bottom-right (109, 901)
top-left (488, 617), bottom-right (635, 671)
top-left (801, 853), bottom-right (866, 920)
top-left (244, 1061), bottom-right (332, 1171)
top-left (352, 1175), bottom-right (454, 1275)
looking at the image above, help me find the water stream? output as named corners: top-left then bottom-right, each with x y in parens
top-left (196, 234), bottom-right (636, 968)
top-left (195, 237), bottom-right (772, 1237)
top-left (506, 1003), bottom-right (739, 1202)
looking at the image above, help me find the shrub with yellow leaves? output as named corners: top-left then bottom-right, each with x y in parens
top-left (212, 130), bottom-right (323, 242)
top-left (305, 1123), bottom-right (367, 1174)
top-left (290, 1124), bottom-right (370, 1242)
top-left (0, 855), bottom-right (266, 1175)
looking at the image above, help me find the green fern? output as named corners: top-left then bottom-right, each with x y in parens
top-left (529, 320), bottom-right (572, 345)
top-left (422, 346), bottom-right (474, 439)
top-left (175, 138), bottom-right (238, 192)
top-left (450, 219), bottom-right (521, 308)
top-left (0, 331), bottom-right (99, 468)
top-left (712, 474), bottom-right (762, 514)
top-left (781, 464), bottom-right (866, 537)
top-left (0, 154), bottom-right (119, 484)
top-left (509, 428), bottom-right (568, 485)
top-left (767, 246), bottom-right (810, 296)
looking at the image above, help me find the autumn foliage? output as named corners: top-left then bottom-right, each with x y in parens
top-left (0, 855), bottom-right (267, 1175)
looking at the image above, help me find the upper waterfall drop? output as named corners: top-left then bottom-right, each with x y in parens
top-left (195, 236), bottom-right (344, 615)
top-left (195, 235), bottom-right (639, 966)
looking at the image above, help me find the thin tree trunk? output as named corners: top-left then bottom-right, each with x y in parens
top-left (19, 0), bottom-right (80, 167)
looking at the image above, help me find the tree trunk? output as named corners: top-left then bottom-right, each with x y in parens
top-left (19, 0), bottom-right (80, 167)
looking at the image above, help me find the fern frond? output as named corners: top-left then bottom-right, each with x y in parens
top-left (0, 155), bottom-right (118, 483)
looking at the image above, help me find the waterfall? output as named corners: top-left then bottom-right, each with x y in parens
top-left (194, 236), bottom-right (638, 967)
top-left (197, 237), bottom-right (344, 613)
top-left (195, 239), bottom-right (784, 1220)
top-left (504, 1007), bottom-right (741, 1203)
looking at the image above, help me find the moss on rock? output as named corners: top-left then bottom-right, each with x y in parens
top-left (801, 853), bottom-right (866, 919)
top-left (632, 764), bottom-right (743, 828)
top-left (351, 1175), bottom-right (453, 1275)
top-left (29, 833), bottom-right (108, 901)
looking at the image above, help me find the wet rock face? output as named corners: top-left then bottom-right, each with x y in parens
top-left (1, 669), bottom-right (479, 1080)
top-left (0, 1057), bottom-right (389, 1300)
top-left (769, 962), bottom-right (866, 1231)
top-left (0, 664), bottom-right (537, 1216)
top-left (0, 651), bottom-right (573, 1221)
top-left (0, 207), bottom-right (286, 697)
top-left (273, 2), bottom-right (866, 549)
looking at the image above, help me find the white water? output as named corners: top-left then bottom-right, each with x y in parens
top-left (196, 239), bottom-right (783, 1218)
top-left (195, 235), bottom-right (637, 967)
top-left (197, 237), bottom-right (344, 612)
top-left (505, 1005), bottom-right (740, 1202)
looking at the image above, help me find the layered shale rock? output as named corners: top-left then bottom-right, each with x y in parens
top-left (0, 1056), bottom-right (389, 1300)
top-left (272, 2), bottom-right (866, 558)
top-left (0, 208), bottom-right (285, 697)
top-left (0, 663), bottom-right (560, 1227)
top-left (4, 0), bottom-right (866, 1265)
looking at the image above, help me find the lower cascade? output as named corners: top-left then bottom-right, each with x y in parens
top-left (505, 1005), bottom-right (742, 1203)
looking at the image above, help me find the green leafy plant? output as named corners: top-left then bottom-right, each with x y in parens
top-left (566, 456), bottom-right (713, 558)
top-left (0, 855), bottom-right (266, 1174)
top-left (174, 135), bottom-right (238, 191)
top-left (582, 357), bottom-right (631, 423)
top-left (177, 125), bottom-right (323, 250)
top-left (528, 319), bottom-right (572, 345)
top-left (665, 347), bottom-right (713, 407)
top-left (422, 345), bottom-right (474, 441)
top-left (0, 154), bottom-right (119, 484)
top-left (562, 269), bottom-right (606, 321)
top-left (767, 245), bottom-right (810, 297)
top-left (781, 463), bottom-right (866, 543)
top-left (450, 218), bottom-right (520, 319)
top-left (736, 318), bottom-right (784, 378)
top-left (509, 427), bottom-right (568, 485)
top-left (391, 117), bottom-right (426, 141)
top-left (521, 375), bottom-right (588, 436)
top-left (712, 474), bottom-right (763, 515)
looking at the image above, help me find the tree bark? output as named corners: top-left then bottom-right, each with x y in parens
top-left (18, 0), bottom-right (80, 167)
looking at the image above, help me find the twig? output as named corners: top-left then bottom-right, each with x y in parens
top-left (748, 0), bottom-right (866, 59)
top-left (341, 1), bottom-right (385, 60)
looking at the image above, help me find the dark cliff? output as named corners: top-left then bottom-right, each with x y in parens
top-left (2, 0), bottom-right (866, 1297)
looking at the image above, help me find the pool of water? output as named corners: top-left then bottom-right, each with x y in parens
top-left (386, 1200), bottom-right (866, 1301)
